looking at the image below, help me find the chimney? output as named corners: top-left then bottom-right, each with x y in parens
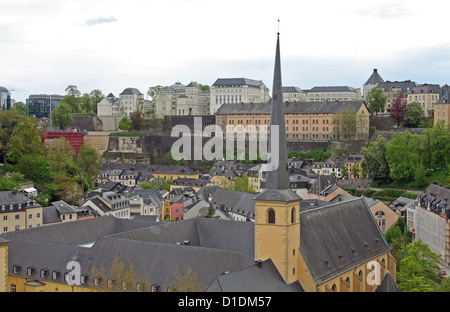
top-left (255, 260), bottom-right (262, 268)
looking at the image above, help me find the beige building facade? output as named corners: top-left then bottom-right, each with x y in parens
top-left (154, 81), bottom-right (210, 118)
top-left (210, 78), bottom-right (270, 114)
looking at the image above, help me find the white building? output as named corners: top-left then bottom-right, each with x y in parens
top-left (210, 78), bottom-right (270, 114)
top-left (154, 81), bottom-right (210, 117)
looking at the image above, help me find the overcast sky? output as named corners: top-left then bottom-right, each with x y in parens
top-left (1, 0), bottom-right (450, 102)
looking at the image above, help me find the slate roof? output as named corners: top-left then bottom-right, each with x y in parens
top-left (215, 101), bottom-right (365, 115)
top-left (212, 78), bottom-right (267, 89)
top-left (207, 259), bottom-right (304, 292)
top-left (253, 189), bottom-right (301, 202)
top-left (365, 69), bottom-right (384, 85)
top-left (375, 271), bottom-right (400, 292)
top-left (210, 188), bottom-right (256, 219)
top-left (120, 87), bottom-right (143, 95)
top-left (308, 86), bottom-right (359, 93)
top-left (299, 198), bottom-right (391, 285)
top-left (2, 216), bottom-right (255, 291)
top-left (2, 195), bottom-right (395, 292)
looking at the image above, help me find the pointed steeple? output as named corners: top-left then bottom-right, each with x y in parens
top-left (265, 31), bottom-right (289, 190)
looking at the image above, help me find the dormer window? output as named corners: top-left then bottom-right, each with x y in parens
top-left (151, 284), bottom-right (160, 292)
top-left (13, 265), bottom-right (21, 274)
top-left (27, 266), bottom-right (35, 276)
top-left (52, 271), bottom-right (60, 279)
top-left (40, 268), bottom-right (48, 278)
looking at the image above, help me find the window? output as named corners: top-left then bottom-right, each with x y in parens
top-left (151, 284), bottom-right (160, 292)
top-left (52, 271), bottom-right (60, 279)
top-left (291, 207), bottom-right (296, 223)
top-left (267, 209), bottom-right (275, 224)
top-left (40, 269), bottom-right (48, 278)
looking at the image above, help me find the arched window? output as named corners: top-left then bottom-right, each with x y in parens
top-left (267, 209), bottom-right (275, 224)
top-left (291, 207), bottom-right (296, 224)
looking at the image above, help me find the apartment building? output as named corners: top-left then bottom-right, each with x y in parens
top-left (0, 190), bottom-right (43, 233)
top-left (406, 84), bottom-right (440, 118)
top-left (282, 86), bottom-right (306, 102)
top-left (209, 78), bottom-right (270, 114)
top-left (154, 81), bottom-right (210, 118)
top-left (97, 88), bottom-right (146, 117)
top-left (434, 86), bottom-right (450, 125)
top-left (376, 80), bottom-right (417, 113)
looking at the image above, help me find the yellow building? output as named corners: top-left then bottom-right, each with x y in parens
top-left (0, 190), bottom-right (43, 232)
top-left (406, 84), bottom-right (440, 118)
top-left (148, 165), bottom-right (199, 181)
top-left (434, 88), bottom-right (450, 125)
top-left (215, 100), bottom-right (370, 141)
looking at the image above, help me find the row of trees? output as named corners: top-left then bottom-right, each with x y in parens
top-left (361, 120), bottom-right (449, 187)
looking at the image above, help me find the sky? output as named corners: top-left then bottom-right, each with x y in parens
top-left (1, 0), bottom-right (450, 103)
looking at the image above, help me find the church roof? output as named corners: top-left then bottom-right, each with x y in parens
top-left (299, 198), bottom-right (391, 285)
top-left (253, 189), bottom-right (300, 202)
top-left (206, 259), bottom-right (304, 292)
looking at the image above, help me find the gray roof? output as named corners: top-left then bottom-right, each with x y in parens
top-left (308, 86), bottom-right (358, 93)
top-left (299, 198), bottom-right (390, 284)
top-left (120, 88), bottom-right (143, 95)
top-left (211, 188), bottom-right (256, 219)
top-left (215, 101), bottom-right (366, 115)
top-left (212, 78), bottom-right (267, 89)
top-left (377, 81), bottom-right (417, 92)
top-left (207, 259), bottom-right (304, 292)
top-left (365, 69), bottom-right (384, 85)
top-left (0, 86), bottom-right (8, 93)
top-left (2, 194), bottom-right (394, 291)
top-left (282, 86), bottom-right (305, 93)
top-left (375, 271), bottom-right (400, 292)
top-left (2, 216), bottom-right (256, 291)
top-left (0, 190), bottom-right (41, 212)
top-left (253, 189), bottom-right (301, 202)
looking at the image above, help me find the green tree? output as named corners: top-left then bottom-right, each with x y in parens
top-left (421, 120), bottom-right (450, 170)
top-left (397, 239), bottom-right (441, 292)
top-left (386, 132), bottom-right (419, 183)
top-left (0, 110), bottom-right (27, 164)
top-left (75, 144), bottom-right (102, 178)
top-left (366, 87), bottom-right (387, 115)
top-left (350, 163), bottom-right (360, 178)
top-left (10, 101), bottom-right (29, 116)
top-left (7, 118), bottom-right (44, 163)
top-left (361, 135), bottom-right (390, 181)
top-left (138, 177), bottom-right (172, 191)
top-left (65, 85), bottom-right (81, 113)
top-left (404, 101), bottom-right (423, 128)
top-left (51, 101), bottom-right (73, 130)
top-left (118, 117), bottom-right (131, 131)
top-left (17, 154), bottom-right (51, 184)
top-left (90, 89), bottom-right (104, 114)
top-left (75, 144), bottom-right (102, 194)
top-left (46, 137), bottom-right (75, 176)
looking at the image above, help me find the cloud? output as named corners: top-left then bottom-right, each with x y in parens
top-left (82, 15), bottom-right (118, 26)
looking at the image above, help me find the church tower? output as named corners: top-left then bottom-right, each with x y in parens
top-left (253, 29), bottom-right (301, 285)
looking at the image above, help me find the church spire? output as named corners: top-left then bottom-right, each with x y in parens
top-left (266, 28), bottom-right (289, 190)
